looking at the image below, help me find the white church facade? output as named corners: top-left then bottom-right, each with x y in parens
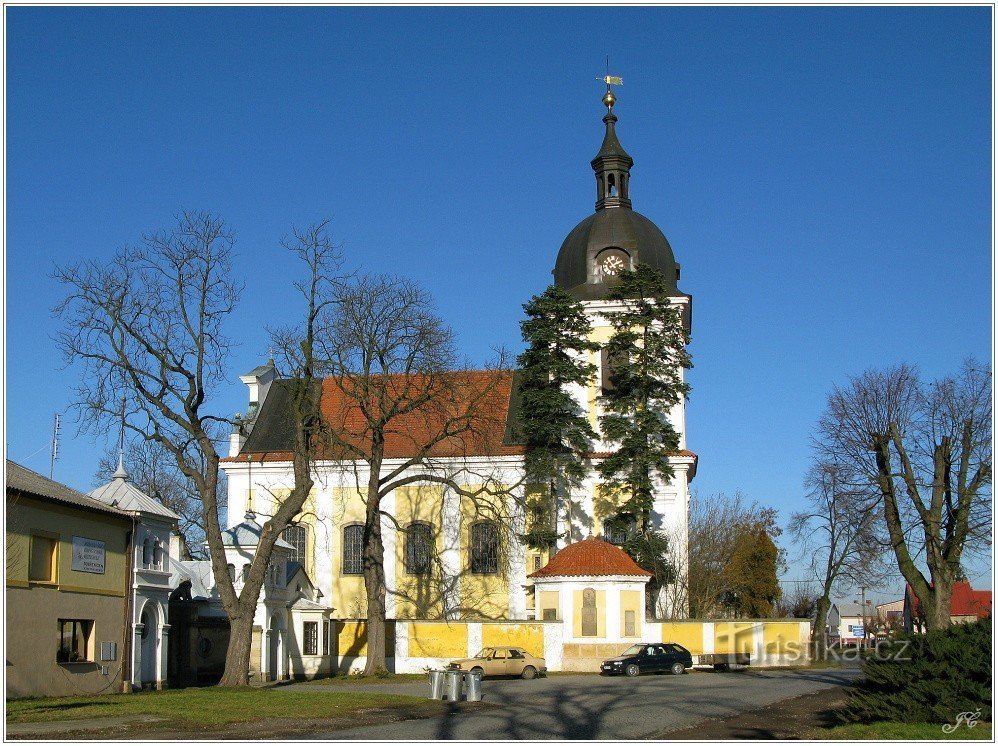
top-left (218, 88), bottom-right (697, 652)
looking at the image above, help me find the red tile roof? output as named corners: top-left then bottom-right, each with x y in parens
top-left (224, 370), bottom-right (524, 462)
top-left (528, 537), bottom-right (653, 579)
top-left (905, 581), bottom-right (992, 619)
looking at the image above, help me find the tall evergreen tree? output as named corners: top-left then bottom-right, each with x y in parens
top-left (597, 264), bottom-right (692, 530)
top-left (517, 285), bottom-right (599, 548)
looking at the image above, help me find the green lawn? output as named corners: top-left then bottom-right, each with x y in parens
top-left (7, 687), bottom-right (434, 729)
top-left (300, 672), bottom-right (427, 685)
top-left (820, 721), bottom-right (993, 740)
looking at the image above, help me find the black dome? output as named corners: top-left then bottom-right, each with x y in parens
top-left (553, 208), bottom-right (682, 301)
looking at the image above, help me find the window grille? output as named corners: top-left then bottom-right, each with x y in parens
top-left (404, 523), bottom-right (433, 575)
top-left (343, 524), bottom-right (364, 575)
top-left (282, 524), bottom-right (308, 564)
top-left (303, 621), bottom-right (318, 656)
top-left (470, 521), bottom-right (499, 574)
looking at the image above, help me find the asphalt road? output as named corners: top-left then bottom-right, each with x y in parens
top-left (293, 667), bottom-right (861, 740)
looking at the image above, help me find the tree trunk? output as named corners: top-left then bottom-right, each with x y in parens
top-left (363, 500), bottom-right (389, 675)
top-left (218, 609), bottom-right (256, 686)
top-left (920, 581), bottom-right (955, 631)
top-left (812, 594), bottom-right (831, 661)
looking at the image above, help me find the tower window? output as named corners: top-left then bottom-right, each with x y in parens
top-left (283, 523), bottom-right (308, 564)
top-left (343, 524), bottom-right (364, 575)
top-left (404, 522), bottom-right (433, 575)
top-left (470, 521), bottom-right (499, 574)
top-left (608, 173), bottom-right (617, 197)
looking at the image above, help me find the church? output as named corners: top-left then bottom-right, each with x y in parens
top-left (217, 87), bottom-right (697, 676)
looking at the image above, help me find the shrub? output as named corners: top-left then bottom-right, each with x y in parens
top-left (842, 618), bottom-right (991, 724)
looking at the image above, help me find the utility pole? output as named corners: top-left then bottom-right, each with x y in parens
top-left (860, 585), bottom-right (867, 648)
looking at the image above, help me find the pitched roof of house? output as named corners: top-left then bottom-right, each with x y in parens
top-left (6, 459), bottom-right (130, 519)
top-left (89, 458), bottom-right (181, 521)
top-left (226, 370), bottom-right (524, 462)
top-left (906, 581), bottom-right (992, 619)
top-left (528, 537), bottom-right (653, 579)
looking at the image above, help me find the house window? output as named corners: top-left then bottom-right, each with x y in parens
top-left (142, 537), bottom-right (152, 567)
top-left (29, 535), bottom-right (57, 582)
top-left (242, 564), bottom-right (251, 583)
top-left (283, 524), bottom-right (308, 564)
top-left (542, 608), bottom-right (558, 621)
top-left (303, 621), bottom-right (319, 655)
top-left (153, 540), bottom-right (163, 569)
top-left (624, 609), bottom-right (636, 637)
top-left (322, 620), bottom-right (330, 656)
top-left (57, 619), bottom-right (93, 663)
top-left (343, 524), bottom-right (364, 575)
top-left (404, 523), bottom-right (433, 575)
top-left (470, 521), bottom-right (499, 574)
top-left (227, 564), bottom-right (235, 583)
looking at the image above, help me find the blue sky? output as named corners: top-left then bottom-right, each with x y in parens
top-left (5, 7), bottom-right (992, 597)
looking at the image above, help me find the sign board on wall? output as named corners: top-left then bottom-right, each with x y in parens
top-left (71, 536), bottom-right (106, 574)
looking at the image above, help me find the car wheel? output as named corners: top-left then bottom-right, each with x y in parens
top-left (625, 664), bottom-right (640, 677)
top-left (713, 663), bottom-right (729, 672)
top-left (470, 666), bottom-right (485, 678)
top-left (671, 662), bottom-right (685, 675)
top-left (521, 665), bottom-right (537, 680)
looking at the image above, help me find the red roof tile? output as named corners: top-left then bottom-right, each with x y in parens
top-left (905, 581), bottom-right (992, 619)
top-left (528, 537), bottom-right (652, 579)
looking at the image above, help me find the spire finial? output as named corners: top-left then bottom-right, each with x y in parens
top-left (597, 61), bottom-right (622, 112)
top-left (114, 396), bottom-right (129, 480)
top-left (113, 450), bottom-right (129, 481)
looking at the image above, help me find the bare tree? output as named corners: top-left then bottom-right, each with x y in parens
top-left (54, 211), bottom-right (274, 686)
top-left (788, 460), bottom-right (885, 658)
top-left (95, 438), bottom-right (223, 556)
top-left (685, 491), bottom-right (784, 618)
top-left (272, 252), bottom-right (516, 675)
top-left (815, 360), bottom-right (991, 631)
top-left (772, 581), bottom-right (818, 619)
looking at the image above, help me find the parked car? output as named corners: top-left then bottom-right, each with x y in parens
top-left (600, 642), bottom-right (693, 677)
top-left (448, 646), bottom-right (547, 679)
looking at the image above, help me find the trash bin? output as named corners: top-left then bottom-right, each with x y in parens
top-left (464, 670), bottom-right (483, 701)
top-left (427, 669), bottom-right (446, 699)
top-left (445, 668), bottom-right (463, 701)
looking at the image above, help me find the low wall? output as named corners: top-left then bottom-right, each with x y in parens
top-left (330, 618), bottom-right (808, 673)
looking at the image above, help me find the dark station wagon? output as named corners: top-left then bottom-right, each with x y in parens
top-left (600, 642), bottom-right (694, 677)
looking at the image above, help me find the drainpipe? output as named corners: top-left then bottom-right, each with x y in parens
top-left (121, 516), bottom-right (137, 693)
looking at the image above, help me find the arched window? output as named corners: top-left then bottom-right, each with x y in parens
top-left (405, 523), bottom-right (433, 575)
top-left (282, 523), bottom-right (308, 564)
top-left (342, 524), bottom-right (364, 575)
top-left (242, 563), bottom-right (251, 583)
top-left (227, 563), bottom-right (235, 583)
top-left (470, 521), bottom-right (499, 574)
top-left (142, 537), bottom-right (152, 567)
top-left (153, 540), bottom-right (163, 569)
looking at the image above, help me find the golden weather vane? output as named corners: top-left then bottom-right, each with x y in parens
top-left (597, 56), bottom-right (623, 110)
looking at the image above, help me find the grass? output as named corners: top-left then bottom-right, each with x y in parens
top-left (820, 721), bottom-right (993, 740)
top-left (6, 687), bottom-right (434, 729)
top-left (299, 672), bottom-right (427, 685)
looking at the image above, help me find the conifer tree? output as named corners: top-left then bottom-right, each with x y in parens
top-left (597, 264), bottom-right (692, 530)
top-left (517, 285), bottom-right (599, 548)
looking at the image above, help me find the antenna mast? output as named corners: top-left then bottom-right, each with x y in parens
top-left (49, 414), bottom-right (60, 479)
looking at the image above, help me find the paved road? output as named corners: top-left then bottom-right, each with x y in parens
top-left (292, 667), bottom-right (861, 740)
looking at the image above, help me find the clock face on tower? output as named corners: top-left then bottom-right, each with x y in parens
top-left (596, 249), bottom-right (629, 280)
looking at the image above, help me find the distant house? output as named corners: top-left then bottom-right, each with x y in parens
top-left (903, 581), bottom-right (992, 633)
top-left (827, 602), bottom-right (874, 645)
top-left (6, 460), bottom-right (133, 698)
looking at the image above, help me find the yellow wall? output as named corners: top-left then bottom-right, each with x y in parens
top-left (481, 622), bottom-right (545, 656)
top-left (330, 487), bottom-right (369, 618)
top-left (539, 591), bottom-right (560, 620)
top-left (335, 620), bottom-right (395, 658)
top-left (393, 484), bottom-right (446, 619)
top-left (408, 621), bottom-right (468, 658)
top-left (572, 589), bottom-right (607, 638)
top-left (6, 495), bottom-right (129, 596)
top-left (619, 590), bottom-right (643, 639)
top-left (458, 490), bottom-right (509, 618)
top-left (657, 622), bottom-right (705, 653)
top-left (714, 622), bottom-right (755, 654)
top-left (762, 622), bottom-right (804, 654)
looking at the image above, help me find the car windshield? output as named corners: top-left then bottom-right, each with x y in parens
top-left (621, 644), bottom-right (645, 656)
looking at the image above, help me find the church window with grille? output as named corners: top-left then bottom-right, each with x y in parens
top-left (470, 521), bottom-right (499, 574)
top-left (342, 524), bottom-right (364, 575)
top-left (404, 522), bottom-right (433, 575)
top-left (603, 513), bottom-right (636, 545)
top-left (283, 523), bottom-right (308, 564)
top-left (303, 621), bottom-right (318, 655)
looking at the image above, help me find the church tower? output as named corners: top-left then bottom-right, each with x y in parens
top-left (551, 86), bottom-right (695, 617)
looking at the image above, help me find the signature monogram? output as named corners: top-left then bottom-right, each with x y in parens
top-left (942, 709), bottom-right (982, 733)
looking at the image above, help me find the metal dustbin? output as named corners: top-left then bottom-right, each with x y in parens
top-left (427, 669), bottom-right (446, 699)
top-left (445, 668), bottom-right (463, 701)
top-left (464, 670), bottom-right (483, 701)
